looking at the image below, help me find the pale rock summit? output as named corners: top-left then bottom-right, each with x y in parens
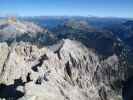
top-left (0, 39), bottom-right (126, 100)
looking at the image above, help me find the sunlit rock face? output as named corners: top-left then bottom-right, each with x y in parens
top-left (0, 39), bottom-right (126, 100)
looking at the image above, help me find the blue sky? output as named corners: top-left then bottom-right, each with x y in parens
top-left (0, 0), bottom-right (132, 18)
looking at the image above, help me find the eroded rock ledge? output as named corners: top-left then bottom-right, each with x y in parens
top-left (0, 39), bottom-right (126, 100)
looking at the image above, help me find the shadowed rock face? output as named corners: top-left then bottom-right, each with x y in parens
top-left (122, 77), bottom-right (133, 100)
top-left (0, 39), bottom-right (127, 100)
top-left (0, 78), bottom-right (25, 100)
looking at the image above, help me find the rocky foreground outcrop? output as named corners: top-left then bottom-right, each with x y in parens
top-left (0, 39), bottom-right (126, 100)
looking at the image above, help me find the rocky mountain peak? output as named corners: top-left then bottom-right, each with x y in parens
top-left (0, 39), bottom-right (126, 100)
top-left (0, 17), bottom-right (131, 100)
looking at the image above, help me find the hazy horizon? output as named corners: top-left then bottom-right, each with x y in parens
top-left (0, 0), bottom-right (133, 18)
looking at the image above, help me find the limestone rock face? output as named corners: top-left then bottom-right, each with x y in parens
top-left (0, 43), bottom-right (9, 78)
top-left (0, 39), bottom-right (125, 100)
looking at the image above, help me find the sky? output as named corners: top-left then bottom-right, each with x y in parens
top-left (0, 0), bottom-right (132, 18)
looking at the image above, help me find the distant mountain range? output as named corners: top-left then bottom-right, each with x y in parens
top-left (0, 16), bottom-right (133, 100)
top-left (0, 17), bottom-right (133, 57)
